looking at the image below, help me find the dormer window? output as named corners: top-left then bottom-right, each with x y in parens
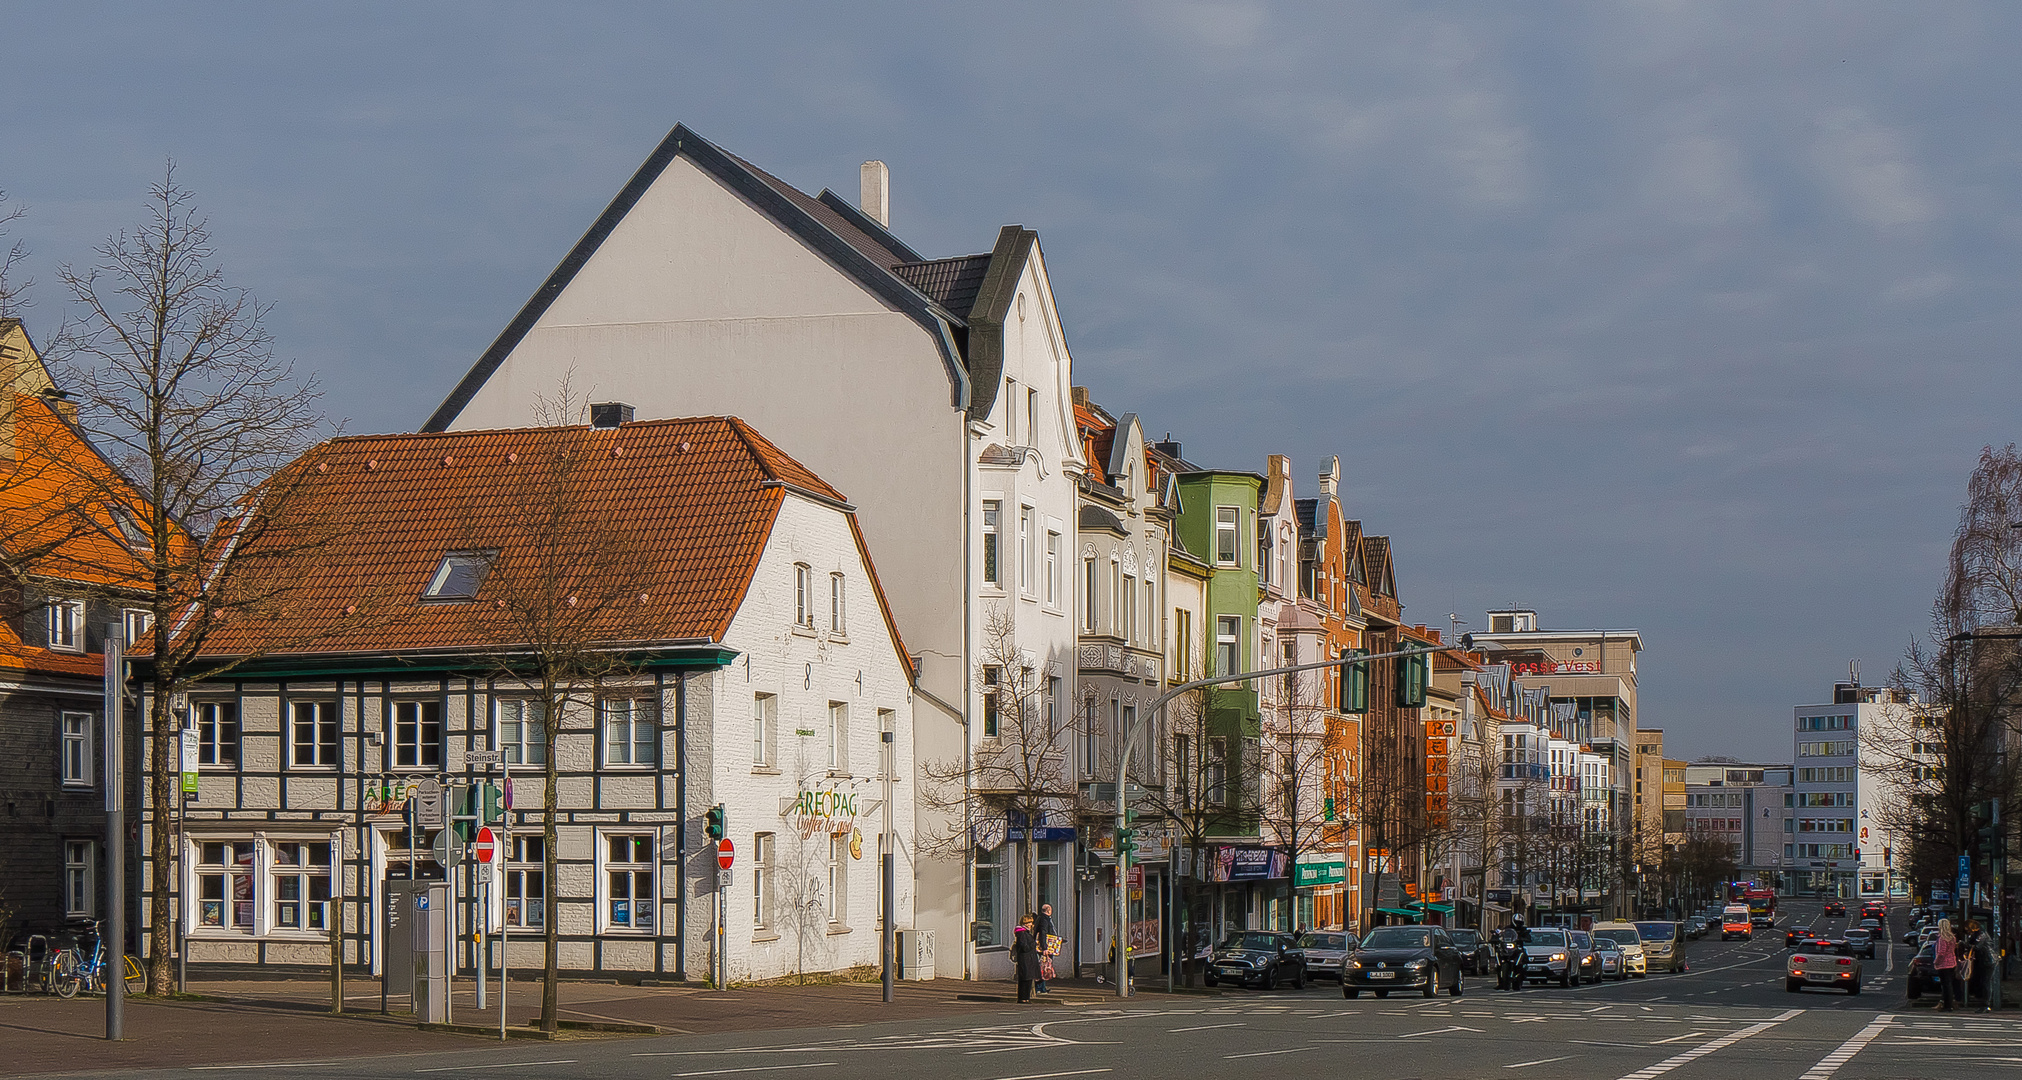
top-left (109, 507), bottom-right (152, 552)
top-left (46, 598), bottom-right (85, 652)
top-left (423, 551), bottom-right (495, 600)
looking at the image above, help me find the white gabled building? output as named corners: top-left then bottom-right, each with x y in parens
top-left (421, 125), bottom-right (1085, 977)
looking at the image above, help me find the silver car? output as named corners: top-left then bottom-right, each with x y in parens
top-left (1298, 931), bottom-right (1355, 982)
top-left (1521, 928), bottom-right (1579, 987)
top-left (1590, 938), bottom-right (1627, 981)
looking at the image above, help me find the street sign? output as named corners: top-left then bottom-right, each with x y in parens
top-left (467, 750), bottom-right (505, 765)
top-left (180, 729), bottom-right (200, 794)
top-left (717, 838), bottom-right (735, 869)
top-left (478, 863), bottom-right (494, 884)
top-left (415, 779), bottom-right (446, 829)
top-left (474, 826), bottom-right (498, 864)
top-left (431, 826), bottom-right (464, 869)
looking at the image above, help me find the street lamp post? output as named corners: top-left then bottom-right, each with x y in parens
top-left (1110, 642), bottom-right (1449, 997)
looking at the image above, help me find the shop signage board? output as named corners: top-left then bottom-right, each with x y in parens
top-left (1295, 860), bottom-right (1346, 887)
top-left (415, 779), bottom-right (445, 829)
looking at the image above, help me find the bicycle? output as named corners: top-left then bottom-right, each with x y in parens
top-left (51, 923), bottom-right (144, 998)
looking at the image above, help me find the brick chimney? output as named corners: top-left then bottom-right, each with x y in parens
top-left (860, 160), bottom-right (890, 228)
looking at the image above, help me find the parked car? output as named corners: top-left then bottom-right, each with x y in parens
top-left (1590, 938), bottom-right (1628, 981)
top-left (1297, 931), bottom-right (1354, 982)
top-left (1206, 931), bottom-right (1308, 990)
top-left (1447, 928), bottom-right (1496, 976)
top-left (1519, 928), bottom-right (1581, 988)
top-left (1786, 923), bottom-right (1814, 948)
top-left (1634, 921), bottom-right (1684, 973)
top-left (1787, 938), bottom-right (1862, 994)
top-left (1905, 942), bottom-right (1941, 1000)
top-left (1591, 923), bottom-right (1648, 977)
top-left (1823, 901), bottom-right (1847, 918)
top-left (1844, 928), bottom-right (1877, 958)
top-left (1342, 926), bottom-right (1464, 999)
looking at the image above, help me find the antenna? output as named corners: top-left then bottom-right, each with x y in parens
top-left (1447, 611), bottom-right (1466, 643)
top-left (1850, 659), bottom-right (1860, 688)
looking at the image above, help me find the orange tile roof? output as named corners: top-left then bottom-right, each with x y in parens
top-left (194, 416), bottom-right (891, 667)
top-left (2, 392), bottom-right (157, 680)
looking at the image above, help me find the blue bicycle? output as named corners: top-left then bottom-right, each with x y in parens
top-left (50, 922), bottom-right (143, 998)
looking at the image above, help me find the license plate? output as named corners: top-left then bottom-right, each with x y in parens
top-left (1369, 971), bottom-right (1397, 979)
top-left (1218, 967), bottom-right (1243, 976)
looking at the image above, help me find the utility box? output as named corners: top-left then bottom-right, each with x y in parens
top-left (898, 929), bottom-right (935, 981)
top-left (409, 883), bottom-right (450, 1022)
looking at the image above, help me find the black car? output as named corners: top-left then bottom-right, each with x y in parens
top-left (1343, 925), bottom-right (1464, 999)
top-left (1787, 924), bottom-right (1814, 948)
top-left (1205, 931), bottom-right (1307, 990)
top-left (1845, 928), bottom-right (1877, 959)
top-left (1447, 928), bottom-right (1496, 976)
top-left (1905, 942), bottom-right (1940, 1000)
top-left (1823, 901), bottom-right (1847, 918)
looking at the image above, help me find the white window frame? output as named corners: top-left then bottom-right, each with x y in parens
top-left (60, 711), bottom-right (92, 786)
top-left (794, 563), bottom-right (814, 628)
top-left (270, 839), bottom-right (332, 932)
top-left (191, 838), bottom-right (258, 935)
top-left (65, 840), bottom-right (94, 917)
top-left (753, 692), bottom-right (778, 768)
top-left (982, 500), bottom-right (1003, 589)
top-left (123, 607), bottom-right (154, 647)
top-left (753, 832), bottom-right (775, 931)
top-left (195, 701), bottom-right (239, 767)
top-left (828, 700), bottom-right (849, 774)
top-left (387, 700), bottom-right (440, 770)
top-left (46, 598), bottom-right (84, 652)
top-left (505, 834), bottom-right (546, 930)
top-left (1083, 557), bottom-right (1099, 632)
top-left (827, 831), bottom-right (849, 927)
top-left (829, 572), bottom-right (847, 635)
top-left (292, 700), bottom-right (341, 768)
top-left (982, 666), bottom-right (1001, 738)
top-left (597, 831), bottom-right (657, 933)
top-left (601, 696), bottom-right (656, 768)
top-left (1045, 529), bottom-right (1061, 607)
top-left (496, 698), bottom-right (546, 766)
top-left (1019, 505), bottom-right (1036, 596)
top-left (1215, 616), bottom-right (1240, 677)
top-left (1214, 506), bottom-right (1240, 566)
top-left (1122, 574), bottom-right (1136, 642)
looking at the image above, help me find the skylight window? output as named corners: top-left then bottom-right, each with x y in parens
top-left (424, 551), bottom-right (495, 601)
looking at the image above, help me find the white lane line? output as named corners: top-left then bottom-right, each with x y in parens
top-left (1169, 1023), bottom-right (1246, 1033)
top-left (979, 1071), bottom-right (1112, 1080)
top-left (190, 1066), bottom-right (343, 1072)
top-left (1798, 1015), bottom-right (1891, 1080)
top-left (672, 1066), bottom-right (840, 1078)
top-left (1505, 1057), bottom-right (1574, 1070)
top-left (417, 1062), bottom-right (577, 1073)
top-left (1648, 1032), bottom-right (1706, 1045)
top-left (1224, 1047), bottom-right (1314, 1059)
top-left (1400, 1026), bottom-right (1485, 1039)
top-left (1612, 1010), bottom-right (1802, 1080)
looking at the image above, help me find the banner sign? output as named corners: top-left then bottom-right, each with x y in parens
top-left (1295, 860), bottom-right (1345, 887)
top-left (1212, 847), bottom-right (1288, 882)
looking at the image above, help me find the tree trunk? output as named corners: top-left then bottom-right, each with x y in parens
top-left (147, 675), bottom-right (174, 994)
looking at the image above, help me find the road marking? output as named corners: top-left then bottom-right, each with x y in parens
top-left (1400, 1025), bottom-right (1484, 1038)
top-left (417, 1062), bottom-right (577, 1073)
top-left (1505, 1057), bottom-right (1574, 1069)
top-left (1612, 1010), bottom-right (1801, 1080)
top-left (1224, 1047), bottom-right (1314, 1059)
top-left (978, 1071), bottom-right (1111, 1080)
top-left (671, 1065), bottom-right (840, 1078)
top-left (1648, 1032), bottom-right (1706, 1045)
top-left (190, 1066), bottom-right (342, 1072)
top-left (1795, 1013), bottom-right (1890, 1080)
top-left (1168, 1023), bottom-right (1245, 1033)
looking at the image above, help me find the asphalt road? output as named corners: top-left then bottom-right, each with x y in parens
top-left (42, 901), bottom-right (2019, 1080)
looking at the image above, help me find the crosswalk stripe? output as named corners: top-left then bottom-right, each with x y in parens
top-left (1798, 1015), bottom-right (1892, 1080)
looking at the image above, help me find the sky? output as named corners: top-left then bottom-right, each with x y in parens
top-left (6, 2), bottom-right (2019, 762)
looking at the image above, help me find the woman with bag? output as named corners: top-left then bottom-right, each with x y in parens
top-left (1011, 914), bottom-right (1043, 1003)
top-left (1935, 918), bottom-right (1962, 1011)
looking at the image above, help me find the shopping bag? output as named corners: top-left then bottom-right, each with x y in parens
top-left (1040, 956), bottom-right (1056, 981)
top-left (1046, 934), bottom-right (1065, 956)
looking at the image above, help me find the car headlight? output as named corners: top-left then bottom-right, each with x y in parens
top-left (1407, 958), bottom-right (1429, 969)
top-left (1550, 952), bottom-right (1566, 962)
top-left (1347, 959), bottom-right (1363, 969)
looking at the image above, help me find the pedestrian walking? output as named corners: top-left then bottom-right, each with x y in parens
top-left (1012, 914), bottom-right (1042, 1003)
top-left (1964, 921), bottom-right (1992, 1011)
top-left (1033, 903), bottom-right (1058, 995)
top-left (1935, 918), bottom-right (1962, 1011)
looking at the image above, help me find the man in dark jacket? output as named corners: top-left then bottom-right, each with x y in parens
top-left (1033, 904), bottom-right (1057, 994)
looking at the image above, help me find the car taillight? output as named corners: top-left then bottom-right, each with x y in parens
top-left (1836, 959), bottom-right (1851, 966)
top-left (1793, 955), bottom-right (1808, 962)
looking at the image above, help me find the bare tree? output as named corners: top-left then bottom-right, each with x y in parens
top-left (1257, 663), bottom-right (1338, 931)
top-left (1872, 445), bottom-right (2022, 921)
top-left (471, 386), bottom-right (656, 1031)
top-left (0, 189), bottom-right (28, 317)
top-left (54, 166), bottom-right (330, 994)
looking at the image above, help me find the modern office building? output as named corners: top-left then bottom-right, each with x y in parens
top-left (1791, 681), bottom-right (1908, 900)
top-left (1682, 762), bottom-right (1793, 891)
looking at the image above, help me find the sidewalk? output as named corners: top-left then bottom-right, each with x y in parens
top-left (1, 974), bottom-right (1125, 1076)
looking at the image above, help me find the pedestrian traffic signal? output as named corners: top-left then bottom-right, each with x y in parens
top-left (1117, 828), bottom-right (1136, 857)
top-left (1395, 650), bottom-right (1429, 708)
top-left (1338, 649), bottom-right (1369, 714)
top-left (704, 804), bottom-right (726, 840)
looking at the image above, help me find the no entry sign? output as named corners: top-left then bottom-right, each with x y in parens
top-left (474, 826), bottom-right (498, 864)
top-left (717, 838), bottom-right (735, 869)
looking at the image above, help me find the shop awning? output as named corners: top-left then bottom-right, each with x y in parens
top-left (1374, 907), bottom-right (1425, 920)
top-left (1419, 902), bottom-right (1455, 914)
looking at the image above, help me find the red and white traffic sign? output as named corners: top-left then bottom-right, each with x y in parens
top-left (717, 839), bottom-right (735, 869)
top-left (475, 826), bottom-right (499, 865)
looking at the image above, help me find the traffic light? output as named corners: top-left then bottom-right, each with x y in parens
top-left (704, 804), bottom-right (726, 841)
top-left (1117, 827), bottom-right (1137, 857)
top-left (1324, 796), bottom-right (1337, 822)
top-left (1339, 649), bottom-right (1369, 714)
top-left (1395, 650), bottom-right (1428, 709)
